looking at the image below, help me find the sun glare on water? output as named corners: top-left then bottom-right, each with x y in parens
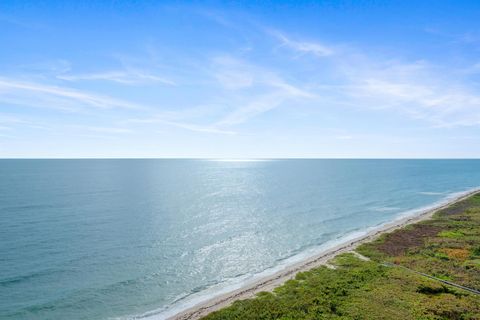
top-left (208, 159), bottom-right (272, 162)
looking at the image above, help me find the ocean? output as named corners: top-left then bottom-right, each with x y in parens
top-left (1, 159), bottom-right (479, 319)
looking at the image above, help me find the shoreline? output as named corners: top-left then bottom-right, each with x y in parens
top-left (167, 188), bottom-right (480, 320)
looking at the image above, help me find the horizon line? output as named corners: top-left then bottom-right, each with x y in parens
top-left (1, 157), bottom-right (480, 160)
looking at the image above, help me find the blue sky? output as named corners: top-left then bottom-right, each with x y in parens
top-left (1, 0), bottom-right (480, 158)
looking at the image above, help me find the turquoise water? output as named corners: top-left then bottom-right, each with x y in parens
top-left (1, 159), bottom-right (480, 319)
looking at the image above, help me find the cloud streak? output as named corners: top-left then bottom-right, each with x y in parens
top-left (58, 69), bottom-right (175, 86)
top-left (84, 126), bottom-right (134, 134)
top-left (272, 31), bottom-right (334, 57)
top-left (211, 56), bottom-right (314, 126)
top-left (0, 77), bottom-right (147, 110)
top-left (126, 117), bottom-right (236, 135)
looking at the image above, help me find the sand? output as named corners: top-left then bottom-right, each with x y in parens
top-left (169, 188), bottom-right (480, 320)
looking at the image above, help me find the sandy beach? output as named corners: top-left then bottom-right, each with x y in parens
top-left (169, 188), bottom-right (480, 320)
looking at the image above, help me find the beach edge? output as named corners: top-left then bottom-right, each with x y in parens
top-left (168, 188), bottom-right (480, 320)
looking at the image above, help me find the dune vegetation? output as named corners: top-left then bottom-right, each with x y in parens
top-left (203, 194), bottom-right (480, 320)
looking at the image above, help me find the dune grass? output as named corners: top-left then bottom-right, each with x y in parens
top-left (202, 194), bottom-right (480, 320)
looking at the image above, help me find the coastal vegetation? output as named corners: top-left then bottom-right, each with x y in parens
top-left (203, 194), bottom-right (480, 320)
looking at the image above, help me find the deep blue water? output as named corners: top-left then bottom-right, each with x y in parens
top-left (1, 159), bottom-right (479, 319)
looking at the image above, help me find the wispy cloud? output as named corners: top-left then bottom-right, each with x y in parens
top-left (161, 120), bottom-right (236, 134)
top-left (4, 18), bottom-right (480, 147)
top-left (272, 31), bottom-right (334, 57)
top-left (0, 113), bottom-right (51, 132)
top-left (126, 117), bottom-right (236, 135)
top-left (57, 69), bottom-right (175, 86)
top-left (211, 56), bottom-right (314, 126)
top-left (341, 60), bottom-right (480, 127)
top-left (268, 30), bottom-right (480, 128)
top-left (84, 126), bottom-right (134, 134)
top-left (213, 67), bottom-right (254, 90)
top-left (0, 114), bottom-right (25, 124)
top-left (0, 77), bottom-right (147, 110)
top-left (216, 90), bottom-right (308, 127)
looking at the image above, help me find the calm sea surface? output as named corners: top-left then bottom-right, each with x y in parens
top-left (1, 159), bottom-right (480, 319)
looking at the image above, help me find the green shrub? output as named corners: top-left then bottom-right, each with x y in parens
top-left (438, 230), bottom-right (464, 238)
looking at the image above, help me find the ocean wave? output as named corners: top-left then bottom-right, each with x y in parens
top-left (418, 191), bottom-right (446, 195)
top-left (0, 268), bottom-right (69, 287)
top-left (370, 206), bottom-right (401, 212)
